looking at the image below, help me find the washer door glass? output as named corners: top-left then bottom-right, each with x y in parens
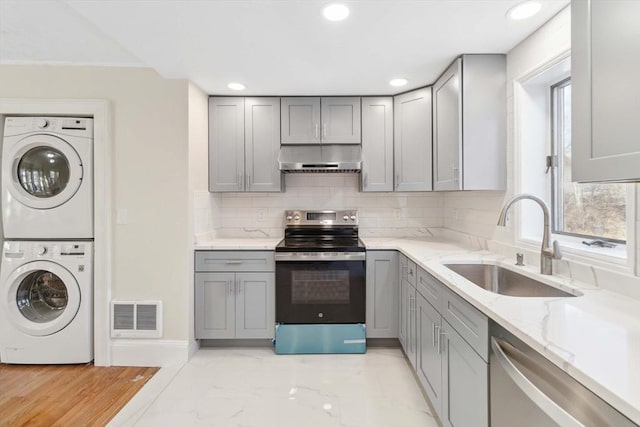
top-left (16, 270), bottom-right (68, 323)
top-left (17, 147), bottom-right (70, 198)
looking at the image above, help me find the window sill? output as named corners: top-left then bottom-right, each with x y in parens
top-left (517, 236), bottom-right (631, 275)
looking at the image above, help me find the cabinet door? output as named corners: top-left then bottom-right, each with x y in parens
top-left (365, 251), bottom-right (398, 338)
top-left (235, 272), bottom-right (275, 339)
top-left (209, 97), bottom-right (245, 192)
top-left (195, 272), bottom-right (235, 339)
top-left (441, 321), bottom-right (488, 427)
top-left (245, 97), bottom-right (282, 192)
top-left (406, 285), bottom-right (418, 369)
top-left (281, 97), bottom-right (321, 144)
top-left (361, 97), bottom-right (394, 192)
top-left (321, 97), bottom-right (361, 144)
top-left (572, 1), bottom-right (640, 182)
top-left (433, 59), bottom-right (462, 191)
top-left (416, 293), bottom-right (443, 421)
top-left (394, 88), bottom-right (433, 191)
top-left (398, 260), bottom-right (409, 350)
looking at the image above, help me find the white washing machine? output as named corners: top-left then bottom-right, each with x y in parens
top-left (0, 240), bottom-right (93, 364)
top-left (2, 116), bottom-right (93, 239)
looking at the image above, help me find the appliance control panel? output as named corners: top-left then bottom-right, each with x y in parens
top-left (284, 210), bottom-right (358, 226)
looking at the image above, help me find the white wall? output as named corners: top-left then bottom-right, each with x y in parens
top-left (195, 174), bottom-right (444, 239)
top-left (0, 66), bottom-right (192, 347)
top-left (442, 7), bottom-right (640, 298)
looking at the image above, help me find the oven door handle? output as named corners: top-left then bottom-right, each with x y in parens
top-left (275, 252), bottom-right (366, 262)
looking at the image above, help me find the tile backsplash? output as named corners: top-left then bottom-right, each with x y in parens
top-left (194, 174), bottom-right (444, 240)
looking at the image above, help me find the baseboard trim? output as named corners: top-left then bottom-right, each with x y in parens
top-left (110, 339), bottom-right (189, 367)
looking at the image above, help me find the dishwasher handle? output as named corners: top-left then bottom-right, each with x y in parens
top-left (491, 337), bottom-right (587, 427)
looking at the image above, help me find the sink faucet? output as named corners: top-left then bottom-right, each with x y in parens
top-left (497, 194), bottom-right (562, 275)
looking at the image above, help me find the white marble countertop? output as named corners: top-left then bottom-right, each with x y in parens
top-left (194, 237), bottom-right (282, 250)
top-left (195, 236), bottom-right (640, 423)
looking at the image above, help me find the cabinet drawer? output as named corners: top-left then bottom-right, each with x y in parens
top-left (416, 267), bottom-right (442, 310)
top-left (195, 251), bottom-right (275, 272)
top-left (442, 286), bottom-right (488, 361)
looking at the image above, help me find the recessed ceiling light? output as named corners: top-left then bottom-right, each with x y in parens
top-left (507, 1), bottom-right (542, 20)
top-left (389, 78), bottom-right (408, 87)
top-left (323, 3), bottom-right (350, 21)
top-left (227, 82), bottom-right (245, 91)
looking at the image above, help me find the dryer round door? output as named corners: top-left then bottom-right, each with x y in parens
top-left (5, 134), bottom-right (84, 209)
top-left (4, 261), bottom-right (81, 336)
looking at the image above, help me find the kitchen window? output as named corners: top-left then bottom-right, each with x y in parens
top-left (516, 56), bottom-right (635, 269)
top-left (549, 78), bottom-right (627, 244)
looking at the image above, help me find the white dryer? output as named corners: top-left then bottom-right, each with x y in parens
top-left (2, 116), bottom-right (93, 239)
top-left (0, 240), bottom-right (93, 364)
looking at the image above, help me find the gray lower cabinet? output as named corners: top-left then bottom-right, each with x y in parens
top-left (393, 88), bottom-right (433, 191)
top-left (402, 263), bottom-right (489, 427)
top-left (365, 251), bottom-right (398, 338)
top-left (572, 1), bottom-right (640, 182)
top-left (398, 254), bottom-right (418, 368)
top-left (432, 55), bottom-right (506, 191)
top-left (209, 97), bottom-right (281, 192)
top-left (361, 97), bottom-right (394, 192)
top-left (195, 251), bottom-right (275, 339)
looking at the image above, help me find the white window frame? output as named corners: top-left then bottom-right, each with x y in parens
top-left (512, 52), bottom-right (637, 275)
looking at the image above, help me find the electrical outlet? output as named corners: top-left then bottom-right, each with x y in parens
top-left (257, 208), bottom-right (267, 222)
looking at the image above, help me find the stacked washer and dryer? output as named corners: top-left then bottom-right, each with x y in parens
top-left (0, 117), bottom-right (94, 364)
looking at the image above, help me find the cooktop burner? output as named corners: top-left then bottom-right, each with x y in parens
top-left (276, 210), bottom-right (365, 253)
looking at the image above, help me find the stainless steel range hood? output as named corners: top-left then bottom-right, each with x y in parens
top-left (278, 145), bottom-right (362, 173)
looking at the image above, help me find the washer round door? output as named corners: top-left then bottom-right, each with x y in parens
top-left (5, 261), bottom-right (81, 336)
top-left (5, 134), bottom-right (84, 210)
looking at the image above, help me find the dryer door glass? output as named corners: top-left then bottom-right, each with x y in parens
top-left (16, 271), bottom-right (68, 323)
top-left (17, 147), bottom-right (70, 198)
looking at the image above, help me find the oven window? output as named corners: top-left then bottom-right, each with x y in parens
top-left (291, 270), bottom-right (350, 304)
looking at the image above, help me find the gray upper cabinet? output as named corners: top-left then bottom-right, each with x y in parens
top-left (209, 97), bottom-right (282, 192)
top-left (365, 251), bottom-right (398, 338)
top-left (394, 88), bottom-right (433, 191)
top-left (209, 97), bottom-right (245, 192)
top-left (245, 97), bottom-right (282, 192)
top-left (433, 55), bottom-right (506, 191)
top-left (321, 97), bottom-right (361, 144)
top-left (281, 97), bottom-right (321, 144)
top-left (281, 97), bottom-right (361, 144)
top-left (572, 1), bottom-right (640, 182)
top-left (361, 97), bottom-right (394, 192)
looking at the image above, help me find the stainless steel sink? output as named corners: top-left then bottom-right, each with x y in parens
top-left (443, 263), bottom-right (578, 297)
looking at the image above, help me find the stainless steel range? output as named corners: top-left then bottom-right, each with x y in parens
top-left (274, 210), bottom-right (366, 354)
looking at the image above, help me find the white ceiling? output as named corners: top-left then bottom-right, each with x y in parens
top-left (0, 0), bottom-right (569, 95)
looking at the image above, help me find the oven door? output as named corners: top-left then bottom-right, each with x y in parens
top-left (275, 254), bottom-right (365, 324)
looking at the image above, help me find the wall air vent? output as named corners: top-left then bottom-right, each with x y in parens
top-left (110, 300), bottom-right (163, 338)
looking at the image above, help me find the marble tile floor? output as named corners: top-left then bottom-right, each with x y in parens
top-left (112, 347), bottom-right (438, 427)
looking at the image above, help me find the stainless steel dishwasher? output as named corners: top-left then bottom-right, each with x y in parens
top-left (490, 323), bottom-right (638, 427)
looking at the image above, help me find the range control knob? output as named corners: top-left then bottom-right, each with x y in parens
top-left (343, 214), bottom-right (349, 221)
top-left (36, 119), bottom-right (49, 129)
top-left (35, 246), bottom-right (47, 256)
top-left (350, 214), bottom-right (357, 221)
top-left (293, 215), bottom-right (300, 221)
top-left (286, 215), bottom-right (293, 221)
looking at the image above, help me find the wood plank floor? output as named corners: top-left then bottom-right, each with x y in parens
top-left (0, 363), bottom-right (158, 427)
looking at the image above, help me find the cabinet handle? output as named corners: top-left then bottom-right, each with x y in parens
top-left (409, 268), bottom-right (414, 277)
top-left (432, 323), bottom-right (437, 348)
top-left (237, 280), bottom-right (242, 294)
top-left (315, 123), bottom-right (319, 139)
top-left (225, 260), bottom-right (243, 265)
top-left (437, 326), bottom-right (447, 355)
top-left (247, 174), bottom-right (251, 189)
top-left (322, 123), bottom-right (327, 139)
top-left (396, 174), bottom-right (400, 190)
top-left (228, 280), bottom-right (233, 295)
